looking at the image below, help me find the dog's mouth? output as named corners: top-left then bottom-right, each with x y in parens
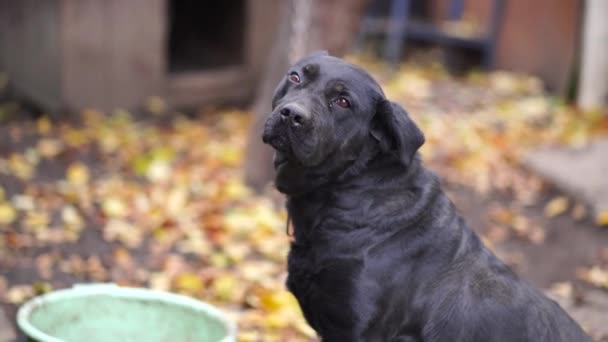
top-left (273, 151), bottom-right (290, 170)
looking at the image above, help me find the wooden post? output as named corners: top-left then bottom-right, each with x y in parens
top-left (578, 0), bottom-right (608, 110)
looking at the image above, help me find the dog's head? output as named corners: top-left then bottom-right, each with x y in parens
top-left (262, 52), bottom-right (424, 194)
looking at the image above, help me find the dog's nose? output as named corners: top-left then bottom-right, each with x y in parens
top-left (279, 104), bottom-right (309, 127)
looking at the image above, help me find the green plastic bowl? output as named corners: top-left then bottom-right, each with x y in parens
top-left (17, 283), bottom-right (236, 342)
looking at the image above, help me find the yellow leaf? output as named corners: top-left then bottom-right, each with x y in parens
top-left (259, 290), bottom-right (298, 313)
top-left (212, 274), bottom-right (238, 301)
top-left (37, 116), bottom-right (52, 135)
top-left (145, 96), bottom-right (167, 115)
top-left (61, 205), bottom-right (84, 231)
top-left (264, 312), bottom-right (290, 329)
top-left (146, 159), bottom-right (171, 182)
top-left (238, 330), bottom-right (261, 342)
top-left (101, 197), bottom-right (128, 218)
top-left (38, 138), bottom-right (63, 158)
top-left (577, 266), bottom-right (608, 289)
top-left (0, 203), bottom-right (17, 225)
top-left (544, 196), bottom-right (569, 218)
top-left (23, 211), bottom-right (49, 231)
top-left (148, 272), bottom-right (171, 291)
top-left (222, 179), bottom-right (250, 201)
top-left (8, 153), bottom-right (34, 180)
top-left (103, 219), bottom-right (141, 247)
top-left (218, 146), bottom-right (243, 167)
top-left (0, 186), bottom-right (4, 201)
top-left (596, 211), bottom-right (608, 226)
top-left (32, 281), bottom-right (53, 295)
top-left (66, 162), bottom-right (90, 185)
top-left (6, 285), bottom-right (34, 304)
top-left (174, 272), bottom-right (204, 295)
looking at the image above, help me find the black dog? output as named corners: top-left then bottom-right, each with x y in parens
top-left (262, 52), bottom-right (590, 342)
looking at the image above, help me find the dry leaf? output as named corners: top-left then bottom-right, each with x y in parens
top-left (577, 266), bottom-right (608, 289)
top-left (66, 162), bottom-right (90, 185)
top-left (596, 210), bottom-right (608, 226)
top-left (571, 203), bottom-right (587, 221)
top-left (38, 139), bottom-right (63, 158)
top-left (145, 96), bottom-right (167, 115)
top-left (173, 272), bottom-right (204, 295)
top-left (37, 116), bottom-right (52, 135)
top-left (101, 197), bottom-right (128, 218)
top-left (544, 196), bottom-right (569, 218)
top-left (5, 285), bottom-right (34, 304)
top-left (103, 219), bottom-right (142, 247)
top-left (548, 282), bottom-right (573, 299)
top-left (0, 202), bottom-right (17, 225)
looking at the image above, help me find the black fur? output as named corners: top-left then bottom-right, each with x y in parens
top-left (262, 53), bottom-right (591, 342)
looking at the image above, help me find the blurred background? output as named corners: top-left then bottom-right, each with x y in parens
top-left (0, 0), bottom-right (607, 341)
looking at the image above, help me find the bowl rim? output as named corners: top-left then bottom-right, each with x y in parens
top-left (17, 283), bottom-right (237, 342)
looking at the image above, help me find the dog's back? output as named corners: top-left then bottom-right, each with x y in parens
top-left (287, 158), bottom-right (591, 342)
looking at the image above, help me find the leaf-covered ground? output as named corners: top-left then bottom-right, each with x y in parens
top-left (1, 62), bottom-right (608, 341)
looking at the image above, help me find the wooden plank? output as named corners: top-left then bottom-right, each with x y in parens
top-left (60, 0), bottom-right (110, 111)
top-left (107, 0), bottom-right (165, 109)
top-left (167, 66), bottom-right (252, 108)
top-left (0, 0), bottom-right (62, 111)
top-left (22, 0), bottom-right (62, 110)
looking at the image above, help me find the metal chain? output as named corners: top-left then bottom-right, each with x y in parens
top-left (288, 0), bottom-right (313, 64)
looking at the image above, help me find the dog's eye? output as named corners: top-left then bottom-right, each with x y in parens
top-left (289, 72), bottom-right (301, 84)
top-left (336, 97), bottom-right (350, 108)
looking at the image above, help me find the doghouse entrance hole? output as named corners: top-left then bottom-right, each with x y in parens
top-left (168, 0), bottom-right (245, 73)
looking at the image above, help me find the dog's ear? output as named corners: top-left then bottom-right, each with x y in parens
top-left (371, 99), bottom-right (425, 166)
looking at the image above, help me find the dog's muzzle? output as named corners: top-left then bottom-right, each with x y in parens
top-left (262, 103), bottom-right (311, 151)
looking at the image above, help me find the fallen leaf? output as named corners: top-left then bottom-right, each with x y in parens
top-left (149, 272), bottom-right (171, 291)
top-left (37, 116), bottom-right (52, 135)
top-left (173, 272), bottom-right (204, 295)
top-left (103, 219), bottom-right (142, 247)
top-left (8, 153), bottom-right (35, 180)
top-left (211, 274), bottom-right (240, 302)
top-left (544, 196), bottom-right (569, 218)
top-left (548, 282), bottom-right (573, 299)
top-left (0, 202), bottom-right (17, 225)
top-left (12, 195), bottom-right (34, 211)
top-left (32, 282), bottom-right (53, 295)
top-left (577, 266), bottom-right (608, 289)
top-left (571, 203), bottom-right (587, 221)
top-left (145, 96), bottom-right (167, 115)
top-left (66, 162), bottom-right (90, 185)
top-left (5, 285), bottom-right (34, 304)
top-left (38, 138), bottom-right (63, 158)
top-left (101, 197), bottom-right (128, 218)
top-left (596, 210), bottom-right (608, 226)
top-left (61, 205), bottom-right (84, 231)
top-left (258, 290), bottom-right (299, 313)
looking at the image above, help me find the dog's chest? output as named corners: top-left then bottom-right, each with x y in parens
top-left (286, 210), bottom-right (368, 333)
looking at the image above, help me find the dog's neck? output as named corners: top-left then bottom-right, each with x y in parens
top-left (285, 150), bottom-right (444, 244)
top-left (277, 140), bottom-right (384, 197)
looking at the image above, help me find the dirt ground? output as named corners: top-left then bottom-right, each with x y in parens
top-left (1, 72), bottom-right (608, 340)
top-left (3, 173), bottom-right (608, 340)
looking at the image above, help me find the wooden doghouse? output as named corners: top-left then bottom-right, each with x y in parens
top-left (0, 0), bottom-right (280, 112)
